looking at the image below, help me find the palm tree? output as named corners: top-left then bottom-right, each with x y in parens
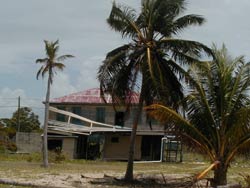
top-left (36, 40), bottom-right (74, 167)
top-left (146, 44), bottom-right (250, 186)
top-left (98, 0), bottom-right (213, 182)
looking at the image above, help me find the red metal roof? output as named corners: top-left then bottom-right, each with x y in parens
top-left (50, 88), bottom-right (140, 104)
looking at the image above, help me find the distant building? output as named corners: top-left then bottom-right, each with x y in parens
top-left (48, 88), bottom-right (167, 161)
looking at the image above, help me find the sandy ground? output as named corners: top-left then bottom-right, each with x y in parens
top-left (0, 172), bottom-right (113, 188)
top-left (0, 171), bottom-right (192, 188)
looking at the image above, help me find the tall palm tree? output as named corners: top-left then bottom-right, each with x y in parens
top-left (146, 45), bottom-right (250, 186)
top-left (98, 0), bottom-right (213, 181)
top-left (36, 40), bottom-right (74, 167)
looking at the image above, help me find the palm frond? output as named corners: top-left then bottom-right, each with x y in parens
top-left (183, 45), bottom-right (250, 173)
top-left (150, 0), bottom-right (186, 36)
top-left (53, 62), bottom-right (65, 69)
top-left (225, 108), bottom-right (250, 142)
top-left (36, 40), bottom-right (73, 82)
top-left (153, 0), bottom-right (186, 19)
top-left (152, 58), bottom-right (184, 107)
top-left (57, 54), bottom-right (74, 61)
top-left (36, 58), bottom-right (48, 64)
top-left (145, 104), bottom-right (214, 150)
top-left (41, 66), bottom-right (49, 78)
top-left (173, 14), bottom-right (205, 34)
top-left (36, 66), bottom-right (44, 80)
top-left (44, 40), bottom-right (59, 60)
top-left (98, 45), bottom-right (138, 105)
top-left (98, 45), bottom-right (131, 85)
top-left (107, 2), bottom-right (138, 38)
top-left (160, 38), bottom-right (214, 60)
top-left (225, 134), bottom-right (250, 166)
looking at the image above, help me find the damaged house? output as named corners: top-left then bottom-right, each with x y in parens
top-left (48, 88), bottom-right (181, 161)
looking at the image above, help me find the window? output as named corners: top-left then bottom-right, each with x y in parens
top-left (115, 112), bottom-right (124, 127)
top-left (56, 106), bottom-right (66, 122)
top-left (48, 139), bottom-right (62, 150)
top-left (71, 106), bottom-right (82, 125)
top-left (111, 137), bottom-right (119, 143)
top-left (96, 107), bottom-right (105, 123)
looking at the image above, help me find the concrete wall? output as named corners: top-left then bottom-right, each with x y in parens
top-left (62, 138), bottom-right (76, 159)
top-left (103, 134), bottom-right (142, 160)
top-left (16, 132), bottom-right (42, 153)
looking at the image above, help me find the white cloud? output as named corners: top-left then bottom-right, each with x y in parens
top-left (50, 72), bottom-right (77, 98)
top-left (0, 88), bottom-right (26, 119)
top-left (0, 88), bottom-right (44, 123)
top-left (75, 56), bottom-right (103, 91)
top-left (48, 55), bottom-right (103, 98)
top-left (1, 0), bottom-right (250, 121)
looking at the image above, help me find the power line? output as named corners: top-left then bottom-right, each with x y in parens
top-left (0, 97), bottom-right (19, 100)
top-left (0, 105), bottom-right (44, 108)
top-left (27, 107), bottom-right (44, 110)
top-left (0, 97), bottom-right (43, 101)
top-left (22, 98), bottom-right (43, 101)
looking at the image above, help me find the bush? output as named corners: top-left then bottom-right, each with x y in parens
top-left (6, 142), bottom-right (17, 152)
top-left (0, 145), bottom-right (5, 153)
top-left (240, 173), bottom-right (250, 188)
top-left (26, 153), bottom-right (42, 162)
top-left (49, 147), bottom-right (66, 163)
top-left (0, 140), bottom-right (17, 153)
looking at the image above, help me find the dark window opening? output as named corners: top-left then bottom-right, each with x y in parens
top-left (71, 106), bottom-right (83, 125)
top-left (111, 137), bottom-right (119, 143)
top-left (56, 106), bottom-right (66, 122)
top-left (96, 107), bottom-right (105, 123)
top-left (76, 135), bottom-right (88, 159)
top-left (48, 139), bottom-right (62, 150)
top-left (141, 136), bottom-right (162, 161)
top-left (115, 112), bottom-right (124, 127)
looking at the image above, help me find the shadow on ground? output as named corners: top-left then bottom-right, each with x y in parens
top-left (87, 173), bottom-right (208, 188)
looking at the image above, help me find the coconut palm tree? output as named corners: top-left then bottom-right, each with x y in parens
top-left (36, 40), bottom-right (74, 167)
top-left (98, 0), bottom-right (213, 181)
top-left (146, 44), bottom-right (250, 186)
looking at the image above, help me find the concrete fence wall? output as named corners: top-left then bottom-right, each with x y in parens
top-left (16, 132), bottom-right (42, 153)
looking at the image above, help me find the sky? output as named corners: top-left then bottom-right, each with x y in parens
top-left (0, 0), bottom-right (250, 122)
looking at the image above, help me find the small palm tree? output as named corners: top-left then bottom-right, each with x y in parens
top-left (146, 44), bottom-right (250, 186)
top-left (98, 0), bottom-right (213, 182)
top-left (36, 40), bottom-right (74, 167)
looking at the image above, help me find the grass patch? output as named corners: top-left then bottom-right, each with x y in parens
top-left (0, 153), bottom-right (250, 187)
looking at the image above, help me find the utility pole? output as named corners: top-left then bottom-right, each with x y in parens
top-left (17, 96), bottom-right (20, 132)
top-left (16, 96), bottom-right (21, 150)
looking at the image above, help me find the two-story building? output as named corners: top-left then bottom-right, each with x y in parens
top-left (48, 88), bottom-right (167, 161)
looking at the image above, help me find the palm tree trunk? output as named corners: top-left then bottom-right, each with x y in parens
top-left (124, 95), bottom-right (144, 182)
top-left (42, 72), bottom-right (51, 168)
top-left (213, 163), bottom-right (227, 186)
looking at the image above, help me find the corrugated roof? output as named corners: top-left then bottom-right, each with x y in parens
top-left (50, 88), bottom-right (140, 104)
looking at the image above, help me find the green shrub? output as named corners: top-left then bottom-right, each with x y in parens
top-left (240, 173), bottom-right (250, 188)
top-left (54, 147), bottom-right (66, 162)
top-left (0, 138), bottom-right (17, 153)
top-left (6, 142), bottom-right (17, 152)
top-left (0, 145), bottom-right (5, 153)
top-left (49, 147), bottom-right (66, 163)
top-left (26, 153), bottom-right (41, 162)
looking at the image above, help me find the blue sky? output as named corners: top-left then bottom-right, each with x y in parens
top-left (0, 0), bottom-right (250, 122)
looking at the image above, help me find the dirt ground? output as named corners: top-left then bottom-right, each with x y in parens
top-left (0, 159), bottom-right (249, 187)
top-left (0, 172), bottom-right (200, 188)
top-left (0, 161), bottom-right (203, 188)
top-left (0, 172), bottom-right (112, 188)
